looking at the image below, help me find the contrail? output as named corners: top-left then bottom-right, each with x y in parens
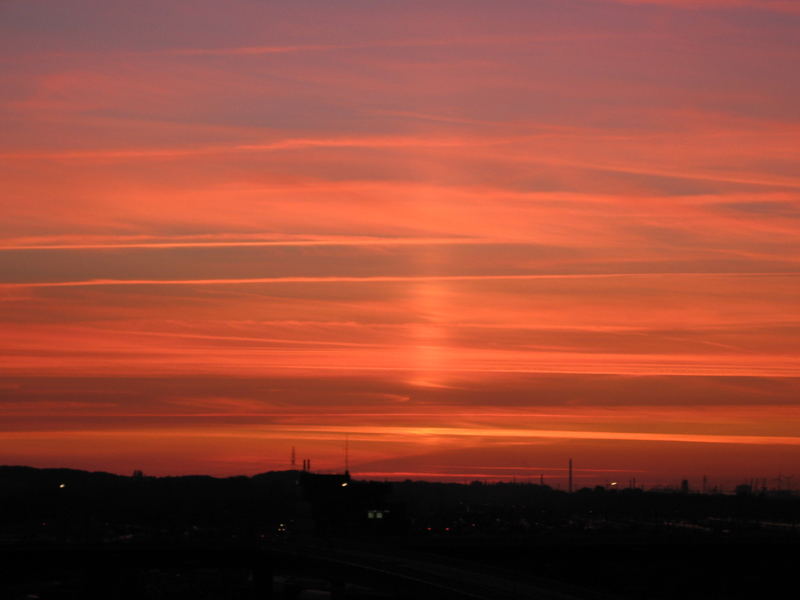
top-left (2, 271), bottom-right (795, 289)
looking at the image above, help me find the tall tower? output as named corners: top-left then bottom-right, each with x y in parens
top-left (291, 446), bottom-right (296, 470)
top-left (345, 434), bottom-right (350, 475)
top-left (568, 458), bottom-right (573, 493)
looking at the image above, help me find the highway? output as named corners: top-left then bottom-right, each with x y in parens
top-left (270, 539), bottom-right (617, 600)
top-left (0, 540), bottom-right (618, 600)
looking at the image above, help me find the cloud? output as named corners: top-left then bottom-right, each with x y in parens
top-left (597, 0), bottom-right (800, 14)
top-left (4, 272), bottom-right (796, 289)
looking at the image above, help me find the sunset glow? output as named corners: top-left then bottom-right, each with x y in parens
top-left (1, 0), bottom-right (798, 488)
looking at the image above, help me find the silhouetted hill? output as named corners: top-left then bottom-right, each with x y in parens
top-left (2, 465), bottom-right (799, 543)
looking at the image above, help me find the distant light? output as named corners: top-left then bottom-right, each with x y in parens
top-left (58, 483), bottom-right (66, 489)
top-left (610, 482), bottom-right (618, 486)
top-left (341, 482), bottom-right (349, 487)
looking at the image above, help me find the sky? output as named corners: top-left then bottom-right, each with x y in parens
top-left (1, 0), bottom-right (799, 489)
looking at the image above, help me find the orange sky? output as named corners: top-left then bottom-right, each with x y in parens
top-left (1, 0), bottom-right (799, 488)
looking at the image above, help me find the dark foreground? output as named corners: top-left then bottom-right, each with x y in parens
top-left (1, 466), bottom-right (797, 599)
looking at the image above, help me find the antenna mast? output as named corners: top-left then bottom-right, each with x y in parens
top-left (568, 458), bottom-right (573, 493)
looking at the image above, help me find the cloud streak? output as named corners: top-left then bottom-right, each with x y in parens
top-left (598, 0), bottom-right (800, 14)
top-left (0, 235), bottom-right (491, 251)
top-left (4, 272), bottom-right (796, 289)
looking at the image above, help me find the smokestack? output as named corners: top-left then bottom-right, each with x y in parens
top-left (345, 434), bottom-right (349, 475)
top-left (568, 458), bottom-right (573, 493)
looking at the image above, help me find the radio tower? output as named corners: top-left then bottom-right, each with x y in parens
top-left (344, 434), bottom-right (350, 476)
top-left (568, 458), bottom-right (574, 493)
